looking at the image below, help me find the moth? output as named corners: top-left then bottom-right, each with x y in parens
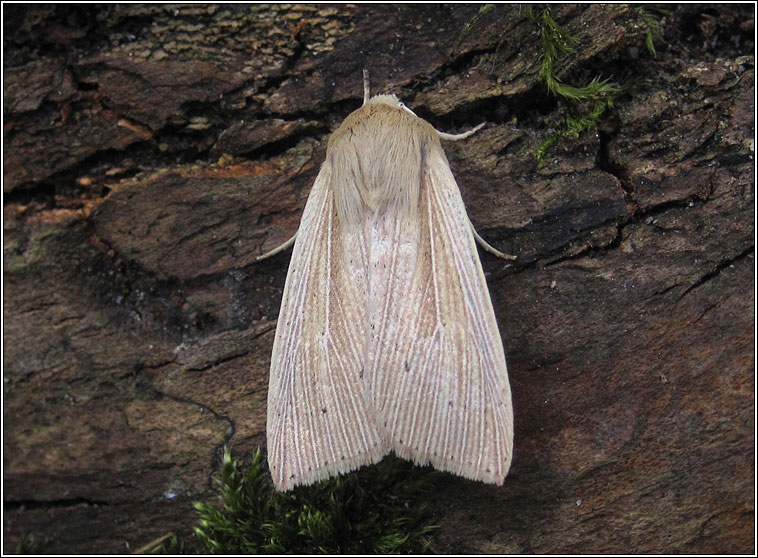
top-left (264, 72), bottom-right (514, 491)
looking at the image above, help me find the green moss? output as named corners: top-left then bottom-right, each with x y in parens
top-left (14, 534), bottom-right (39, 554)
top-left (142, 533), bottom-right (184, 554)
top-left (534, 80), bottom-right (619, 166)
top-left (524, 6), bottom-right (620, 169)
top-left (156, 449), bottom-right (438, 554)
top-left (455, 4), bottom-right (495, 50)
top-left (635, 4), bottom-right (668, 57)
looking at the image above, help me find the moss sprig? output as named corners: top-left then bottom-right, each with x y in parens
top-left (455, 4), bottom-right (495, 51)
top-left (635, 4), bottom-right (668, 56)
top-left (526, 5), bottom-right (577, 96)
top-left (189, 448), bottom-right (438, 554)
top-left (534, 80), bottom-right (619, 165)
top-left (14, 534), bottom-right (39, 554)
top-left (141, 534), bottom-right (183, 554)
top-left (525, 6), bottom-right (620, 169)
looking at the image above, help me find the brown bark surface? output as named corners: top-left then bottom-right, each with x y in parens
top-left (3, 4), bottom-right (754, 553)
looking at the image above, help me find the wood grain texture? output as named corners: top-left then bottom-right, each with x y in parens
top-left (3, 4), bottom-right (753, 554)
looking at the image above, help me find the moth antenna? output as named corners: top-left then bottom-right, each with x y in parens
top-left (255, 232), bottom-right (297, 262)
top-left (470, 223), bottom-right (516, 260)
top-left (436, 122), bottom-right (486, 141)
top-left (362, 69), bottom-right (371, 105)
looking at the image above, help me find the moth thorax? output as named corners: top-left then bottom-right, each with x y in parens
top-left (331, 107), bottom-right (437, 229)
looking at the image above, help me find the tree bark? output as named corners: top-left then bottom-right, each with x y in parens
top-left (3, 4), bottom-right (754, 553)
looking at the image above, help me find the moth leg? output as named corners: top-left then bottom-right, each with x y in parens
top-left (436, 122), bottom-right (486, 141)
top-left (255, 232), bottom-right (297, 262)
top-left (470, 222), bottom-right (516, 260)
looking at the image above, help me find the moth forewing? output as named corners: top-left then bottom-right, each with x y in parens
top-left (266, 163), bottom-right (386, 491)
top-left (363, 130), bottom-right (513, 485)
top-left (266, 93), bottom-right (513, 491)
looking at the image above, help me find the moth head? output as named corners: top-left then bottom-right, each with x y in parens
top-left (365, 94), bottom-right (419, 118)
